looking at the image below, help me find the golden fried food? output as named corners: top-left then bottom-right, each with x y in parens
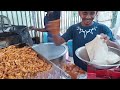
top-left (0, 45), bottom-right (52, 79)
top-left (63, 63), bottom-right (86, 79)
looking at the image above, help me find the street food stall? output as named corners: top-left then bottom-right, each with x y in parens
top-left (1, 11), bottom-right (120, 79)
top-left (0, 14), bottom-right (86, 79)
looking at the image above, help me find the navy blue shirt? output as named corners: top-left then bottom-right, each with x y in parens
top-left (62, 21), bottom-right (115, 71)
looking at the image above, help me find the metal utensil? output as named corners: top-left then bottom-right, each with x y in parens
top-left (75, 46), bottom-right (120, 69)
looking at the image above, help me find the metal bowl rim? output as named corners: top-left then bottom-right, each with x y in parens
top-left (75, 46), bottom-right (120, 67)
top-left (32, 42), bottom-right (68, 60)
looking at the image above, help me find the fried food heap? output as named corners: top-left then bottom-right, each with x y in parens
top-left (64, 63), bottom-right (86, 79)
top-left (0, 45), bottom-right (52, 79)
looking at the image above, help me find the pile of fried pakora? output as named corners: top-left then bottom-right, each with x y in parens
top-left (0, 45), bottom-right (52, 79)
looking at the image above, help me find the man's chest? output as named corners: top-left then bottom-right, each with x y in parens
top-left (73, 26), bottom-right (100, 41)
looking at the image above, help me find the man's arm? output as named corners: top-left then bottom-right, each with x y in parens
top-left (101, 25), bottom-right (120, 50)
top-left (35, 28), bottom-right (47, 32)
top-left (52, 34), bottom-right (65, 45)
top-left (107, 40), bottom-right (120, 50)
top-left (100, 33), bottom-right (120, 50)
top-left (46, 20), bottom-right (74, 46)
top-left (29, 26), bottom-right (47, 32)
top-left (45, 19), bottom-right (66, 45)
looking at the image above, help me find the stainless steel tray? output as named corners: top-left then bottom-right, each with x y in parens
top-left (0, 43), bottom-right (71, 79)
top-left (32, 43), bottom-right (87, 79)
top-left (31, 44), bottom-right (71, 79)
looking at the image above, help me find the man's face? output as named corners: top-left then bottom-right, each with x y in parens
top-left (78, 11), bottom-right (97, 26)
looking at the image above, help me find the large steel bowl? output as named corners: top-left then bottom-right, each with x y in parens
top-left (75, 46), bottom-right (120, 69)
top-left (32, 43), bottom-right (68, 68)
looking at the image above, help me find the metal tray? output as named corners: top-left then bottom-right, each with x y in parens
top-left (31, 44), bottom-right (71, 79)
top-left (0, 43), bottom-right (71, 79)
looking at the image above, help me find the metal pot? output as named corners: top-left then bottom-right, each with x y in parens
top-left (32, 43), bottom-right (68, 68)
top-left (75, 46), bottom-right (120, 69)
top-left (0, 32), bottom-right (22, 48)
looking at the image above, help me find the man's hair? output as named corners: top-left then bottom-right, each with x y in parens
top-left (46, 11), bottom-right (60, 21)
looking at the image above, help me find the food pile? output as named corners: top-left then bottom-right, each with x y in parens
top-left (63, 63), bottom-right (86, 79)
top-left (0, 45), bottom-right (52, 79)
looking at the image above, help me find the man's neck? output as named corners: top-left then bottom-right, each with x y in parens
top-left (81, 21), bottom-right (94, 27)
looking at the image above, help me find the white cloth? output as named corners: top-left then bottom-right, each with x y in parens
top-left (85, 35), bottom-right (120, 65)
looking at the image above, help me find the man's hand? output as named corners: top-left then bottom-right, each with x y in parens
top-left (100, 33), bottom-right (110, 44)
top-left (29, 26), bottom-right (36, 30)
top-left (100, 33), bottom-right (120, 49)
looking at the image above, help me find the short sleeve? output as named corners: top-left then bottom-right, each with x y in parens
top-left (62, 25), bottom-right (74, 42)
top-left (101, 25), bottom-right (116, 41)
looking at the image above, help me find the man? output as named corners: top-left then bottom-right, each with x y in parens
top-left (46, 11), bottom-right (120, 71)
top-left (29, 11), bottom-right (60, 42)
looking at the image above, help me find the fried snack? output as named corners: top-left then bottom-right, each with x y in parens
top-left (63, 63), bottom-right (86, 79)
top-left (0, 45), bottom-right (52, 79)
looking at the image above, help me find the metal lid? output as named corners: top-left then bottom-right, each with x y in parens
top-left (32, 43), bottom-right (68, 60)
